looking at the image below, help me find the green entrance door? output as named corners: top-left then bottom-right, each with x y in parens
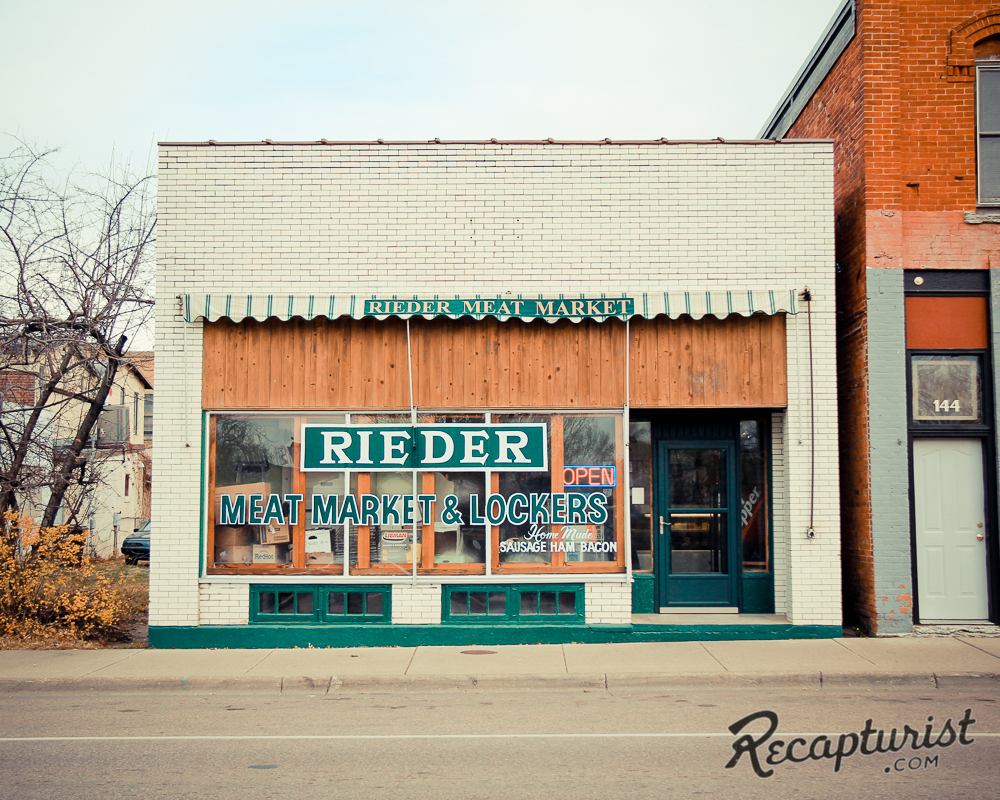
top-left (654, 441), bottom-right (739, 609)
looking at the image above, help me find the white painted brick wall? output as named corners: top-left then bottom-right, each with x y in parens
top-left (199, 583), bottom-right (250, 625)
top-left (149, 307), bottom-right (203, 627)
top-left (770, 412), bottom-right (788, 616)
top-left (585, 582), bottom-right (632, 625)
top-left (783, 291), bottom-right (841, 626)
top-left (155, 141), bottom-right (840, 629)
top-left (392, 583), bottom-right (442, 624)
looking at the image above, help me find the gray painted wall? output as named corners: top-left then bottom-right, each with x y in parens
top-left (991, 271), bottom-right (1000, 618)
top-left (866, 268), bottom-right (913, 633)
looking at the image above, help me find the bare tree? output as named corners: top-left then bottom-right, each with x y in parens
top-left (0, 138), bottom-right (155, 534)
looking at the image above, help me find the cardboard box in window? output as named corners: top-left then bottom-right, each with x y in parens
top-left (252, 544), bottom-right (290, 564)
top-left (214, 482), bottom-right (271, 522)
top-left (214, 525), bottom-right (254, 547)
top-left (305, 529), bottom-right (332, 553)
top-left (257, 522), bottom-right (291, 545)
top-left (214, 545), bottom-right (254, 564)
top-left (379, 530), bottom-right (420, 564)
top-left (306, 553), bottom-right (338, 565)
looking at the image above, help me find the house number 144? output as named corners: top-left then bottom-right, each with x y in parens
top-left (933, 399), bottom-right (961, 412)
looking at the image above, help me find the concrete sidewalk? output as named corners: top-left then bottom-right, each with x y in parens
top-left (1, 637), bottom-right (999, 692)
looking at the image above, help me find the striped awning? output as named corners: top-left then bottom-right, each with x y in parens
top-left (182, 290), bottom-right (799, 324)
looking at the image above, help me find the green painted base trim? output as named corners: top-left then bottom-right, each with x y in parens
top-left (149, 623), bottom-right (842, 649)
top-left (741, 573), bottom-right (775, 614)
top-left (631, 573), bottom-right (655, 614)
top-left (630, 624), bottom-right (841, 641)
top-left (628, 572), bottom-right (777, 615)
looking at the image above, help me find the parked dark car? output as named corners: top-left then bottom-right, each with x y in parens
top-left (121, 521), bottom-right (150, 565)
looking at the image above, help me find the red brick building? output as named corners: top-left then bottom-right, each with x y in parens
top-left (762, 0), bottom-right (1000, 633)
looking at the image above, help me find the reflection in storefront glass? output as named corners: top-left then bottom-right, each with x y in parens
top-left (563, 416), bottom-right (615, 464)
top-left (670, 512), bottom-right (727, 573)
top-left (210, 410), bottom-right (626, 576)
top-left (305, 472), bottom-right (347, 567)
top-left (213, 415), bottom-right (295, 566)
top-left (368, 472), bottom-right (419, 569)
top-left (495, 414), bottom-right (553, 564)
top-left (428, 472), bottom-right (486, 565)
top-left (417, 414), bottom-right (486, 424)
top-left (740, 420), bottom-right (769, 572)
top-left (350, 413), bottom-right (411, 423)
top-left (669, 449), bottom-right (726, 509)
top-left (563, 415), bottom-right (618, 563)
top-left (668, 448), bottom-right (726, 574)
top-left (303, 414), bottom-right (349, 569)
top-left (628, 421), bottom-right (653, 571)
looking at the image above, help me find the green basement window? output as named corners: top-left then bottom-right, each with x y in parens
top-left (442, 584), bottom-right (584, 623)
top-left (250, 585), bottom-right (391, 624)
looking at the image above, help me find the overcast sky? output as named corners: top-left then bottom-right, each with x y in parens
top-left (3, 0), bottom-right (845, 174)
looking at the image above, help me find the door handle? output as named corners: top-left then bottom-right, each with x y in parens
top-left (659, 516), bottom-right (671, 535)
top-left (977, 534), bottom-right (985, 541)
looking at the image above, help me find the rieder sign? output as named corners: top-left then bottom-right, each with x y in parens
top-left (364, 297), bottom-right (633, 319)
top-left (300, 423), bottom-right (548, 472)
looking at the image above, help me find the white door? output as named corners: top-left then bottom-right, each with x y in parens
top-left (913, 439), bottom-right (990, 621)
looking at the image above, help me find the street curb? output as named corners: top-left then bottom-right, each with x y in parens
top-left (0, 677), bottom-right (284, 694)
top-left (1, 671), bottom-right (998, 694)
top-left (328, 674), bottom-right (609, 693)
top-left (0, 674), bottom-right (610, 694)
top-left (819, 672), bottom-right (939, 687)
top-left (933, 672), bottom-right (1000, 689)
top-left (605, 672), bottom-right (818, 690)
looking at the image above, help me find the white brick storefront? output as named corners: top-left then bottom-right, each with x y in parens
top-left (154, 141), bottom-right (840, 633)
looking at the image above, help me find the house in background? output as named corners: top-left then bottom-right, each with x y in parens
top-left (0, 347), bottom-right (153, 558)
top-left (761, 0), bottom-right (1000, 632)
top-left (74, 353), bottom-right (153, 557)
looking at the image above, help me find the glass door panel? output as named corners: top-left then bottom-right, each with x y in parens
top-left (655, 442), bottom-right (738, 608)
top-left (670, 512), bottom-right (727, 574)
top-left (668, 449), bottom-right (726, 508)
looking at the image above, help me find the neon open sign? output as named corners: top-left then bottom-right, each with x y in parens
top-left (563, 466), bottom-right (616, 488)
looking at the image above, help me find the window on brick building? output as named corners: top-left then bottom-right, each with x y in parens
top-left (976, 62), bottom-right (1000, 204)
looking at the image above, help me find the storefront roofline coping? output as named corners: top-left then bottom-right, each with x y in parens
top-left (199, 574), bottom-right (634, 585)
top-left (201, 405), bottom-right (787, 413)
top-left (158, 138), bottom-right (834, 147)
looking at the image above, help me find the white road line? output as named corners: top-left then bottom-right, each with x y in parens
top-left (0, 733), bottom-right (998, 742)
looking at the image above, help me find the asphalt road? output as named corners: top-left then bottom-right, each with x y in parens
top-left (1, 684), bottom-right (997, 799)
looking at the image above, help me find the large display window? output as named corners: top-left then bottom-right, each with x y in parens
top-left (206, 410), bottom-right (625, 576)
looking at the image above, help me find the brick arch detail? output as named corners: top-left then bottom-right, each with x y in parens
top-left (947, 9), bottom-right (1000, 80)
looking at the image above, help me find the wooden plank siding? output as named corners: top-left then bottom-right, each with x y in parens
top-left (628, 314), bottom-right (787, 408)
top-left (202, 314), bottom-right (787, 410)
top-left (410, 318), bottom-right (626, 407)
top-left (203, 318), bottom-right (412, 410)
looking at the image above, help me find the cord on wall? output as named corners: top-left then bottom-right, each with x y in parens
top-left (801, 287), bottom-right (816, 539)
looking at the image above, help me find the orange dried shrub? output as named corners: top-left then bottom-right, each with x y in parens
top-left (0, 512), bottom-right (126, 641)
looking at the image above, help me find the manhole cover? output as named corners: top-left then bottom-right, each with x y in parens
top-left (460, 649), bottom-right (497, 655)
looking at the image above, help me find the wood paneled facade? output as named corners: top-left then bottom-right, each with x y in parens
top-left (202, 314), bottom-right (788, 410)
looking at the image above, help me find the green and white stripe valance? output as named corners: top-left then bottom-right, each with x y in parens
top-left (182, 290), bottom-right (799, 324)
